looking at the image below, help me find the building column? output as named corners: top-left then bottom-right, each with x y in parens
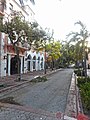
top-left (24, 57), bottom-right (27, 73)
top-left (0, 32), bottom-right (7, 77)
top-left (20, 57), bottom-right (23, 74)
top-left (7, 54), bottom-right (11, 76)
top-left (43, 58), bottom-right (45, 70)
top-left (30, 59), bottom-right (33, 72)
top-left (36, 59), bottom-right (38, 71)
top-left (40, 59), bottom-right (42, 70)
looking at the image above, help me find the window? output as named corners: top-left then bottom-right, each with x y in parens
top-left (9, 3), bottom-right (13, 12)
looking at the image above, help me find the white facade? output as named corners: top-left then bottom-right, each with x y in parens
top-left (4, 0), bottom-right (35, 22)
top-left (26, 51), bottom-right (44, 72)
top-left (0, 32), bottom-right (45, 77)
top-left (0, 33), bottom-right (7, 77)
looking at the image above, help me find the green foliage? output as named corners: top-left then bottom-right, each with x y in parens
top-left (66, 20), bottom-right (90, 64)
top-left (0, 11), bottom-right (48, 50)
top-left (77, 77), bottom-right (90, 111)
top-left (80, 83), bottom-right (90, 111)
top-left (0, 16), bottom-right (3, 32)
top-left (60, 41), bottom-right (76, 67)
top-left (74, 69), bottom-right (82, 76)
top-left (46, 41), bottom-right (61, 61)
top-left (77, 77), bottom-right (90, 86)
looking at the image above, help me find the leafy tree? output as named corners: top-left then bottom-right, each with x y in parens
top-left (0, 11), bottom-right (49, 79)
top-left (0, 11), bottom-right (33, 80)
top-left (67, 21), bottom-right (90, 75)
top-left (46, 41), bottom-right (61, 69)
top-left (28, 22), bottom-right (47, 50)
top-left (67, 21), bottom-right (90, 63)
top-left (59, 41), bottom-right (75, 67)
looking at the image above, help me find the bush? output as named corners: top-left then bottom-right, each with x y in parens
top-left (77, 77), bottom-right (90, 87)
top-left (74, 68), bottom-right (86, 76)
top-left (74, 69), bottom-right (82, 76)
top-left (77, 77), bottom-right (90, 112)
top-left (80, 83), bottom-right (90, 111)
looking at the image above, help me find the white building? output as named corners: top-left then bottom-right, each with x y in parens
top-left (4, 0), bottom-right (35, 22)
top-left (0, 0), bottom-right (45, 77)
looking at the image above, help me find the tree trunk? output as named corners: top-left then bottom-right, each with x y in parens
top-left (14, 45), bottom-right (21, 81)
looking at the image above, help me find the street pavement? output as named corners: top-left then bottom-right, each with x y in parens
top-left (0, 68), bottom-right (90, 120)
top-left (1, 69), bottom-right (73, 113)
top-left (1, 68), bottom-right (89, 120)
top-left (0, 69), bottom-right (78, 120)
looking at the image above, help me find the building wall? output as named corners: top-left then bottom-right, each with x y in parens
top-left (0, 32), bottom-right (45, 77)
top-left (0, 33), bottom-right (7, 77)
top-left (26, 50), bottom-right (45, 72)
top-left (0, 1), bottom-right (45, 77)
top-left (4, 0), bottom-right (35, 22)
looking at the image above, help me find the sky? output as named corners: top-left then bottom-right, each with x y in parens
top-left (34, 0), bottom-right (90, 40)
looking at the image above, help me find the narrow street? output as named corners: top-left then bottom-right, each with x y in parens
top-left (2, 69), bottom-right (73, 114)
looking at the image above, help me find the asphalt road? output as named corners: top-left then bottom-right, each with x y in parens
top-left (3, 69), bottom-right (73, 113)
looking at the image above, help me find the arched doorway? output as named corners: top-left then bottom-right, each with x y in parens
top-left (33, 56), bottom-right (36, 70)
top-left (38, 57), bottom-right (40, 70)
top-left (41, 57), bottom-right (43, 69)
top-left (10, 55), bottom-right (21, 75)
top-left (27, 54), bottom-right (31, 71)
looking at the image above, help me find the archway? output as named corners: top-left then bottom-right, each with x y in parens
top-left (37, 57), bottom-right (40, 70)
top-left (10, 55), bottom-right (21, 75)
top-left (27, 54), bottom-right (31, 71)
top-left (33, 56), bottom-right (36, 70)
top-left (41, 57), bottom-right (43, 69)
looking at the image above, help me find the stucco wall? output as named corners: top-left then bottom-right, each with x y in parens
top-left (0, 33), bottom-right (7, 77)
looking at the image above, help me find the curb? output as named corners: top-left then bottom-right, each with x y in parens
top-left (65, 72), bottom-right (86, 119)
top-left (65, 72), bottom-right (78, 118)
top-left (76, 76), bottom-right (84, 114)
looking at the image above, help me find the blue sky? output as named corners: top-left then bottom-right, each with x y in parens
top-left (34, 0), bottom-right (90, 40)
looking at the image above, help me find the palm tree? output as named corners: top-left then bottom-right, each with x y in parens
top-left (67, 20), bottom-right (90, 76)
